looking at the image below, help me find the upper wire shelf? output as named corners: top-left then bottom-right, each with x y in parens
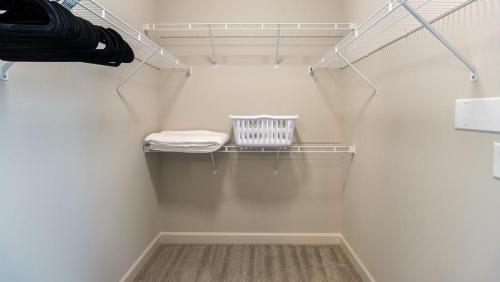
top-left (312, 0), bottom-right (478, 72)
top-left (1, 0), bottom-right (191, 83)
top-left (143, 22), bottom-right (355, 68)
top-left (60, 0), bottom-right (189, 72)
top-left (143, 23), bottom-right (356, 39)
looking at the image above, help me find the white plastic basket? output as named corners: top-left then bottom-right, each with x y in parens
top-left (229, 115), bottom-right (299, 147)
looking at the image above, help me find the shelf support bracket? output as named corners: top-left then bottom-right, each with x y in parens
top-left (337, 50), bottom-right (377, 95)
top-left (115, 48), bottom-right (158, 94)
top-left (209, 153), bottom-right (218, 175)
top-left (401, 1), bottom-right (478, 81)
top-left (1, 62), bottom-right (15, 81)
top-left (273, 150), bottom-right (281, 175)
top-left (274, 24), bottom-right (282, 68)
top-left (208, 24), bottom-right (218, 69)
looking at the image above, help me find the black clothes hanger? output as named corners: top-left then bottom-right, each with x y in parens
top-left (0, 0), bottom-right (135, 67)
top-left (81, 27), bottom-right (134, 67)
top-left (0, 1), bottom-right (100, 49)
top-left (0, 0), bottom-right (49, 25)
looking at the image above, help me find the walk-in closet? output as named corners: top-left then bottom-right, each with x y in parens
top-left (1, 0), bottom-right (499, 281)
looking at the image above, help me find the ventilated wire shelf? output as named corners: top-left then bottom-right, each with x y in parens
top-left (218, 144), bottom-right (356, 153)
top-left (143, 143), bottom-right (355, 175)
top-left (144, 23), bottom-right (355, 39)
top-left (56, 0), bottom-right (189, 72)
top-left (144, 143), bottom-right (356, 154)
top-left (143, 23), bottom-right (355, 68)
top-left (315, 0), bottom-right (476, 69)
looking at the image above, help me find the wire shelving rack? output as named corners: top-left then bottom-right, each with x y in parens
top-left (144, 23), bottom-right (356, 67)
top-left (1, 0), bottom-right (191, 92)
top-left (310, 0), bottom-right (479, 94)
top-left (144, 143), bottom-right (356, 175)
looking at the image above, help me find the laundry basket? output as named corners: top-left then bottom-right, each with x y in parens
top-left (229, 115), bottom-right (299, 147)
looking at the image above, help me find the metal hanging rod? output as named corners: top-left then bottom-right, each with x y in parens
top-left (1, 0), bottom-right (191, 88)
top-left (310, 0), bottom-right (479, 92)
top-left (143, 143), bottom-right (356, 175)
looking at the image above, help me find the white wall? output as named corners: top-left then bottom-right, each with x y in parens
top-left (152, 0), bottom-right (350, 233)
top-left (0, 1), bottom-right (162, 281)
top-left (340, 0), bottom-right (500, 281)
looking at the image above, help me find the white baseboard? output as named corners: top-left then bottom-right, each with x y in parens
top-left (339, 234), bottom-right (376, 282)
top-left (120, 232), bottom-right (374, 282)
top-left (119, 233), bottom-right (162, 282)
top-left (158, 232), bottom-right (342, 245)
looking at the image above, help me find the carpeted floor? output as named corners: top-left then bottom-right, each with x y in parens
top-left (135, 244), bottom-right (363, 282)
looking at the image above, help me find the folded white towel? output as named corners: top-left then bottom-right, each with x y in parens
top-left (145, 130), bottom-right (229, 153)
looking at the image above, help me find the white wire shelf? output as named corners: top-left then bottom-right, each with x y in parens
top-left (143, 23), bottom-right (355, 39)
top-left (314, 0), bottom-right (476, 69)
top-left (1, 0), bottom-right (191, 86)
top-left (311, 0), bottom-right (478, 90)
top-left (143, 143), bottom-right (356, 154)
top-left (143, 143), bottom-right (355, 175)
top-left (60, 0), bottom-right (189, 72)
top-left (143, 23), bottom-right (355, 68)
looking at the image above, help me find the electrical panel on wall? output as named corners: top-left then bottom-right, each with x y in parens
top-left (455, 98), bottom-right (500, 133)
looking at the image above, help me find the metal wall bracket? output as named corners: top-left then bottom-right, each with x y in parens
top-left (337, 51), bottom-right (377, 95)
top-left (115, 49), bottom-right (159, 94)
top-left (1, 62), bottom-right (15, 81)
top-left (400, 1), bottom-right (478, 81)
top-left (209, 153), bottom-right (218, 175)
top-left (273, 151), bottom-right (281, 175)
top-left (208, 24), bottom-right (218, 69)
top-left (274, 24), bottom-right (282, 68)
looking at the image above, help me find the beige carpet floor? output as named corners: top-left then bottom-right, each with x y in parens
top-left (135, 244), bottom-right (363, 282)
